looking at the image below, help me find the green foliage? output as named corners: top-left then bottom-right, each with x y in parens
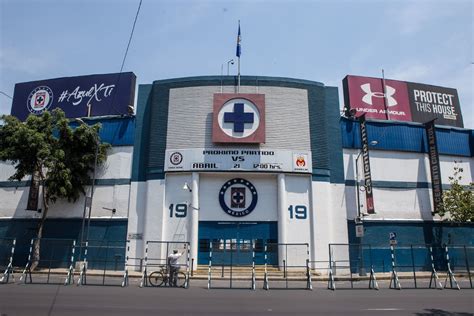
top-left (0, 108), bottom-right (110, 206)
top-left (437, 162), bottom-right (474, 223)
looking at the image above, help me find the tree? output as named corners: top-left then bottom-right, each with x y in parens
top-left (437, 162), bottom-right (474, 222)
top-left (0, 109), bottom-right (110, 268)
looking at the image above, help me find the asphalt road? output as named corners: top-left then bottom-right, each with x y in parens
top-left (0, 279), bottom-right (472, 316)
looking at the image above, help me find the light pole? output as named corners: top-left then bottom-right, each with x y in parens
top-left (227, 59), bottom-right (234, 76)
top-left (76, 118), bottom-right (99, 260)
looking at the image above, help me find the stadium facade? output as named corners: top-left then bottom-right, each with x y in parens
top-left (0, 75), bottom-right (472, 268)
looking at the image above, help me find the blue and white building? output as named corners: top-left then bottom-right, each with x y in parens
top-left (0, 75), bottom-right (472, 268)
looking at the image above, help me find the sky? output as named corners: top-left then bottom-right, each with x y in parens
top-left (1, 0), bottom-right (472, 128)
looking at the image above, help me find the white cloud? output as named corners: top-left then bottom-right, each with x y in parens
top-left (387, 1), bottom-right (457, 35)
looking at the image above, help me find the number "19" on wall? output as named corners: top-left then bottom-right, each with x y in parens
top-left (169, 203), bottom-right (187, 218)
top-left (288, 205), bottom-right (307, 219)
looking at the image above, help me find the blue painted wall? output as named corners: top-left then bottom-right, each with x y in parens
top-left (69, 116), bottom-right (135, 147)
top-left (0, 218), bottom-right (127, 267)
top-left (346, 221), bottom-right (474, 273)
top-left (341, 117), bottom-right (474, 157)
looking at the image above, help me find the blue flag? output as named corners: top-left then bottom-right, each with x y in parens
top-left (236, 23), bottom-right (241, 57)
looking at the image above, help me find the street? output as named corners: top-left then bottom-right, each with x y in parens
top-left (0, 279), bottom-right (472, 316)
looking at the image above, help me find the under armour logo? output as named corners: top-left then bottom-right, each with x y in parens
top-left (361, 83), bottom-right (397, 107)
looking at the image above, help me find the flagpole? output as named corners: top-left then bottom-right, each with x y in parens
top-left (237, 20), bottom-right (241, 93)
top-left (382, 69), bottom-right (389, 120)
top-left (238, 58), bottom-right (240, 93)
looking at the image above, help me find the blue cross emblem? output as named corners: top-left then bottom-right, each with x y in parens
top-left (224, 103), bottom-right (254, 133)
top-left (232, 191), bottom-right (245, 204)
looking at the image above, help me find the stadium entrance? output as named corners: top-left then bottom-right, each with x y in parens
top-left (197, 221), bottom-right (278, 265)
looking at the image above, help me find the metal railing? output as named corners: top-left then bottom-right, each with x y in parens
top-left (207, 240), bottom-right (256, 290)
top-left (76, 240), bottom-right (127, 286)
top-left (139, 240), bottom-right (190, 289)
top-left (328, 243), bottom-right (473, 290)
top-left (0, 238), bottom-right (16, 284)
top-left (20, 238), bottom-right (76, 285)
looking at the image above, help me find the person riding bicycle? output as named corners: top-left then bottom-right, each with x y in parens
top-left (167, 249), bottom-right (182, 286)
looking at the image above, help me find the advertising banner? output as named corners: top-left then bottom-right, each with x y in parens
top-left (26, 170), bottom-right (40, 211)
top-left (11, 72), bottom-right (136, 121)
top-left (425, 120), bottom-right (443, 214)
top-left (359, 115), bottom-right (375, 214)
top-left (343, 75), bottom-right (463, 128)
top-left (165, 148), bottom-right (312, 173)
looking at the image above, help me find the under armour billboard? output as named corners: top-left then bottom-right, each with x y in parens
top-left (343, 75), bottom-right (463, 128)
top-left (11, 72), bottom-right (136, 121)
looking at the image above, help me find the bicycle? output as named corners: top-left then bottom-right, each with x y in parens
top-left (148, 265), bottom-right (187, 287)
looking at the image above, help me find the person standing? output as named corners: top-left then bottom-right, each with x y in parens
top-left (167, 249), bottom-right (182, 286)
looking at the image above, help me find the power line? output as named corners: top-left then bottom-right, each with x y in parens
top-left (0, 91), bottom-right (13, 99)
top-left (120, 0), bottom-right (143, 73)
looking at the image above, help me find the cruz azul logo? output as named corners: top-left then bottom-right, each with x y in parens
top-left (212, 93), bottom-right (265, 144)
top-left (169, 152), bottom-right (183, 166)
top-left (361, 83), bottom-right (397, 107)
top-left (27, 86), bottom-right (54, 115)
top-left (219, 178), bottom-right (258, 217)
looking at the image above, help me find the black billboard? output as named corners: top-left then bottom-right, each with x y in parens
top-left (11, 72), bottom-right (136, 121)
top-left (407, 83), bottom-right (463, 128)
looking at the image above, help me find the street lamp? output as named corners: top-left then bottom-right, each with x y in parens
top-left (76, 118), bottom-right (99, 260)
top-left (227, 59), bottom-right (234, 76)
top-left (354, 140), bottom-right (378, 276)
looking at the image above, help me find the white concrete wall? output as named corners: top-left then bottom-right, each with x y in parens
top-left (343, 148), bottom-right (474, 221)
top-left (198, 173), bottom-right (278, 222)
top-left (0, 146), bottom-right (133, 219)
top-left (311, 181), bottom-right (349, 268)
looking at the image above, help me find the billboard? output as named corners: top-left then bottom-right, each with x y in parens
top-left (11, 72), bottom-right (136, 121)
top-left (164, 148), bottom-right (312, 173)
top-left (343, 75), bottom-right (463, 128)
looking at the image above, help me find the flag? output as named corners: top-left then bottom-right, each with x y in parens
top-left (236, 22), bottom-right (241, 57)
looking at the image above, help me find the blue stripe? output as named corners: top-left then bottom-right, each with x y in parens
top-left (70, 116), bottom-right (135, 146)
top-left (341, 117), bottom-right (473, 157)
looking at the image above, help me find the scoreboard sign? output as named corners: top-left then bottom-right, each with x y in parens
top-left (343, 75), bottom-right (463, 128)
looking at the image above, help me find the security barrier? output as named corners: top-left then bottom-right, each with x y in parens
top-left (140, 241), bottom-right (190, 288)
top-left (207, 240), bottom-right (256, 290)
top-left (328, 243), bottom-right (474, 290)
top-left (327, 244), bottom-right (378, 290)
top-left (20, 238), bottom-right (76, 285)
top-left (0, 238), bottom-right (16, 284)
top-left (263, 243), bottom-right (312, 290)
top-left (76, 240), bottom-right (127, 286)
top-left (445, 245), bottom-right (472, 289)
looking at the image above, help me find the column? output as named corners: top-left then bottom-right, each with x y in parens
top-left (189, 172), bottom-right (199, 270)
top-left (277, 174), bottom-right (287, 267)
